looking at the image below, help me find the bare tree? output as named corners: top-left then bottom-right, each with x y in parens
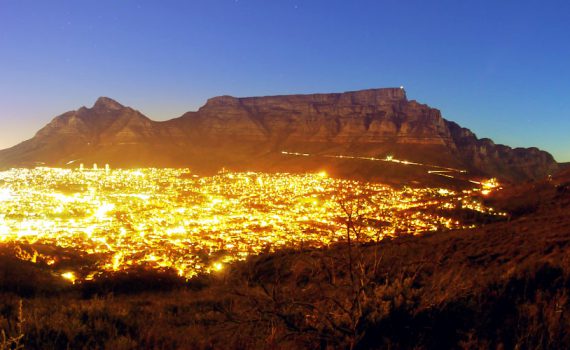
top-left (216, 192), bottom-right (420, 349)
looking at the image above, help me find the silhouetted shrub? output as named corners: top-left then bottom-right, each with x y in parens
top-left (79, 268), bottom-right (186, 297)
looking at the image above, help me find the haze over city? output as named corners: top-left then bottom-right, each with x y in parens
top-left (1, 0), bottom-right (569, 161)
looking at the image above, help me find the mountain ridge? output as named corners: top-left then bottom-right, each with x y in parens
top-left (0, 88), bottom-right (559, 183)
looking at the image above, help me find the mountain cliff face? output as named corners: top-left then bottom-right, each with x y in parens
top-left (0, 97), bottom-right (167, 167)
top-left (0, 88), bottom-right (559, 182)
top-left (181, 88), bottom-right (450, 146)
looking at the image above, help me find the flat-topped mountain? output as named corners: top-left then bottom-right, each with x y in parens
top-left (0, 88), bottom-right (559, 183)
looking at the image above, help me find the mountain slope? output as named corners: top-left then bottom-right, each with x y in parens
top-left (0, 88), bottom-right (559, 182)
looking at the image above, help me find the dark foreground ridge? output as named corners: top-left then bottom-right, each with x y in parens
top-left (0, 88), bottom-right (559, 183)
top-left (1, 173), bottom-right (570, 349)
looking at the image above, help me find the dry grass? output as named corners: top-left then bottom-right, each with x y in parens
top-left (1, 300), bottom-right (24, 350)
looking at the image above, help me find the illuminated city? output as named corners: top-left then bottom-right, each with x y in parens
top-left (0, 167), bottom-right (502, 281)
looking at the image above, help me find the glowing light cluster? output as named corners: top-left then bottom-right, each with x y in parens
top-left (0, 168), bottom-right (502, 280)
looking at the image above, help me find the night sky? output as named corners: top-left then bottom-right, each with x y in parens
top-left (1, 0), bottom-right (569, 161)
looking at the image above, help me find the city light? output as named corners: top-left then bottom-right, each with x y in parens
top-left (0, 167), bottom-right (503, 280)
top-left (61, 271), bottom-right (77, 283)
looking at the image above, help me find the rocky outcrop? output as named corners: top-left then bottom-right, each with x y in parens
top-left (0, 88), bottom-right (559, 182)
top-left (446, 121), bottom-right (558, 180)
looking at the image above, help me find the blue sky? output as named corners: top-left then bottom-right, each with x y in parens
top-left (1, 0), bottom-right (569, 161)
